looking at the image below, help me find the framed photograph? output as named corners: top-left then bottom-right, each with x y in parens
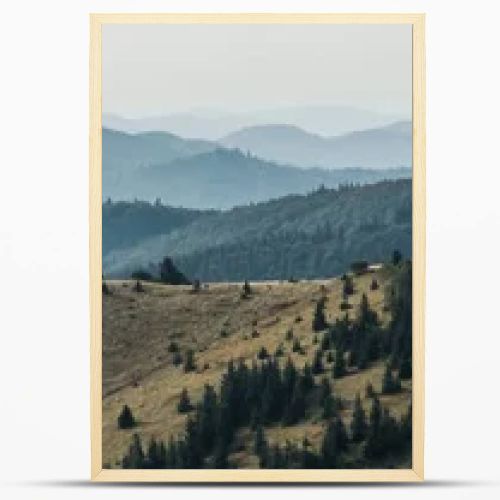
top-left (90, 13), bottom-right (425, 482)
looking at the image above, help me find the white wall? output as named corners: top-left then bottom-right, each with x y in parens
top-left (1, 1), bottom-right (499, 499)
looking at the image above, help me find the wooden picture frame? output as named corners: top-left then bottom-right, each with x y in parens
top-left (90, 13), bottom-right (425, 482)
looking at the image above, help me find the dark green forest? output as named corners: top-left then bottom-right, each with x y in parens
top-left (103, 200), bottom-right (214, 255)
top-left (103, 179), bottom-right (412, 281)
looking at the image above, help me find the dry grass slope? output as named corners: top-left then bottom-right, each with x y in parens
top-left (102, 270), bottom-right (411, 468)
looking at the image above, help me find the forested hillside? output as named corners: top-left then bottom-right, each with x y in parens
top-left (103, 201), bottom-right (213, 255)
top-left (103, 179), bottom-right (412, 280)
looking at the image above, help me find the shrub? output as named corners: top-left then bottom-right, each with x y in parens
top-left (274, 344), bottom-right (284, 357)
top-left (167, 341), bottom-right (179, 353)
top-left (257, 347), bottom-right (269, 360)
top-left (285, 328), bottom-right (294, 341)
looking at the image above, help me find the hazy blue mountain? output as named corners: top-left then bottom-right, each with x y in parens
top-left (103, 127), bottom-right (215, 177)
top-left (103, 135), bottom-right (411, 209)
top-left (220, 121), bottom-right (412, 169)
top-left (103, 106), bottom-right (405, 139)
top-left (103, 179), bottom-right (412, 280)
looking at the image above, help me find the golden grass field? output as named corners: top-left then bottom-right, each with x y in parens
top-left (102, 270), bottom-right (412, 468)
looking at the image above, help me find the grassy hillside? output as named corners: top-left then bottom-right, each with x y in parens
top-left (102, 265), bottom-right (412, 469)
top-left (103, 179), bottom-right (412, 280)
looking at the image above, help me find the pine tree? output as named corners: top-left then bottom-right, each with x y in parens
top-left (312, 348), bottom-right (324, 374)
top-left (146, 437), bottom-right (163, 468)
top-left (133, 280), bottom-right (144, 293)
top-left (392, 249), bottom-right (402, 266)
top-left (382, 364), bottom-right (401, 394)
top-left (333, 347), bottom-right (346, 379)
top-left (183, 349), bottom-right (196, 373)
top-left (213, 440), bottom-right (229, 468)
top-left (283, 380), bottom-right (306, 425)
top-left (322, 394), bottom-right (336, 419)
top-left (370, 278), bottom-right (379, 291)
top-left (364, 395), bottom-right (383, 459)
top-left (321, 420), bottom-right (339, 468)
top-left (242, 279), bottom-right (252, 298)
top-left (254, 425), bottom-right (267, 455)
top-left (343, 275), bottom-right (354, 296)
top-left (301, 362), bottom-right (315, 391)
top-left (165, 435), bottom-right (178, 468)
top-left (320, 377), bottom-right (331, 402)
top-left (312, 296), bottom-right (328, 331)
top-left (292, 338), bottom-right (302, 353)
top-left (326, 350), bottom-right (334, 363)
top-left (122, 433), bottom-right (144, 468)
top-left (365, 382), bottom-right (375, 398)
top-left (399, 357), bottom-right (412, 380)
top-left (117, 404), bottom-right (136, 429)
top-left (184, 416), bottom-right (203, 468)
top-left (172, 351), bottom-right (183, 366)
top-left (274, 343), bottom-right (284, 357)
top-left (351, 394), bottom-right (367, 442)
top-left (321, 331), bottom-right (331, 351)
top-left (177, 388), bottom-right (193, 413)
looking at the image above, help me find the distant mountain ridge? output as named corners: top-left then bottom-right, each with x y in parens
top-left (103, 128), bottom-right (411, 209)
top-left (103, 105), bottom-right (406, 139)
top-left (220, 121), bottom-right (412, 169)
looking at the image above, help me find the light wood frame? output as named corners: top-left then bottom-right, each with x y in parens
top-left (90, 12), bottom-right (425, 483)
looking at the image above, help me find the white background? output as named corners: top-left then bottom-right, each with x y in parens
top-left (1, 0), bottom-right (499, 499)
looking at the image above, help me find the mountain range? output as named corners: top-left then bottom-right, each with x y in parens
top-left (103, 105), bottom-right (407, 140)
top-left (220, 121), bottom-right (411, 169)
top-left (103, 126), bottom-right (411, 209)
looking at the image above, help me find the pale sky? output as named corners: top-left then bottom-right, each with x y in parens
top-left (103, 23), bottom-right (412, 118)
